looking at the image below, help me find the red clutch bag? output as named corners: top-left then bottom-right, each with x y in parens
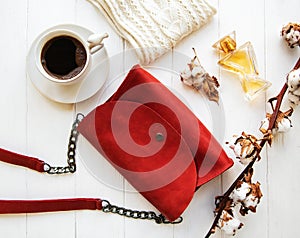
top-left (78, 65), bottom-right (233, 221)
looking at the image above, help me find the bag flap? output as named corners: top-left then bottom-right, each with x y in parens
top-left (78, 101), bottom-right (197, 221)
top-left (107, 65), bottom-right (233, 186)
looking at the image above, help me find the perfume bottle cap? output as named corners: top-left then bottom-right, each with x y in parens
top-left (220, 37), bottom-right (236, 53)
top-left (212, 31), bottom-right (237, 53)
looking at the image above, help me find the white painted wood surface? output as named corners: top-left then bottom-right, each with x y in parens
top-left (0, 0), bottom-right (299, 237)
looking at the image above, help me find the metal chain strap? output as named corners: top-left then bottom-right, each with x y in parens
top-left (102, 200), bottom-right (183, 224)
top-left (42, 113), bottom-right (183, 224)
top-left (43, 113), bottom-right (85, 174)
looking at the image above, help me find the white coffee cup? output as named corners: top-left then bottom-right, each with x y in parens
top-left (35, 28), bottom-right (108, 85)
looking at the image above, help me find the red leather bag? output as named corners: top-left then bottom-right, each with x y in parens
top-left (77, 65), bottom-right (233, 221)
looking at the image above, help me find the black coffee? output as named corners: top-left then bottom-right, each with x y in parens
top-left (41, 36), bottom-right (87, 80)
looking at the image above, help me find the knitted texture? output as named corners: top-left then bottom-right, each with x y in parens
top-left (88, 0), bottom-right (216, 64)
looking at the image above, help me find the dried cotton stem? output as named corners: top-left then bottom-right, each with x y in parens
top-left (205, 56), bottom-right (300, 238)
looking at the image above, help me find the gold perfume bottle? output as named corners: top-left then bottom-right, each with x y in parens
top-left (213, 31), bottom-right (271, 101)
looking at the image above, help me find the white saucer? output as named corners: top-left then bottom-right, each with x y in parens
top-left (26, 24), bottom-right (110, 104)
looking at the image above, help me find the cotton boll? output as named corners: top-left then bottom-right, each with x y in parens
top-left (179, 50), bottom-right (220, 103)
top-left (281, 23), bottom-right (300, 48)
top-left (239, 181), bottom-right (263, 216)
top-left (242, 194), bottom-right (259, 213)
top-left (287, 69), bottom-right (300, 91)
top-left (277, 117), bottom-right (292, 133)
top-left (227, 134), bottom-right (259, 165)
top-left (230, 181), bottom-right (251, 203)
top-left (260, 115), bottom-right (292, 134)
top-left (180, 65), bottom-right (206, 87)
top-left (218, 210), bottom-right (243, 236)
top-left (228, 136), bottom-right (246, 163)
top-left (191, 65), bottom-right (205, 78)
top-left (180, 67), bottom-right (192, 84)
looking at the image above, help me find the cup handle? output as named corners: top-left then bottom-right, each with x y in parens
top-left (88, 33), bottom-right (109, 54)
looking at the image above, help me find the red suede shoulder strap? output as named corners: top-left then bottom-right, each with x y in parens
top-left (0, 198), bottom-right (102, 214)
top-left (0, 147), bottom-right (45, 172)
top-left (0, 147), bottom-right (104, 214)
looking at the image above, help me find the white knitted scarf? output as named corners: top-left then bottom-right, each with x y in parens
top-left (88, 0), bottom-right (216, 65)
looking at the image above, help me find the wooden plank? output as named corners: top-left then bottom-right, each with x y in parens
top-left (74, 1), bottom-right (126, 237)
top-left (265, 0), bottom-right (300, 237)
top-left (172, 0), bottom-right (223, 237)
top-left (0, 1), bottom-right (28, 238)
top-left (217, 0), bottom-right (269, 237)
top-left (26, 0), bottom-right (77, 238)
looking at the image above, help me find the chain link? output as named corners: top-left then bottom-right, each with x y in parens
top-left (101, 200), bottom-right (183, 224)
top-left (43, 113), bottom-right (85, 174)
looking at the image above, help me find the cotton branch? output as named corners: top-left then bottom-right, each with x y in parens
top-left (205, 56), bottom-right (300, 238)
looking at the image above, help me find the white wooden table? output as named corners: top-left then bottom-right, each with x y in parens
top-left (0, 0), bottom-right (299, 237)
